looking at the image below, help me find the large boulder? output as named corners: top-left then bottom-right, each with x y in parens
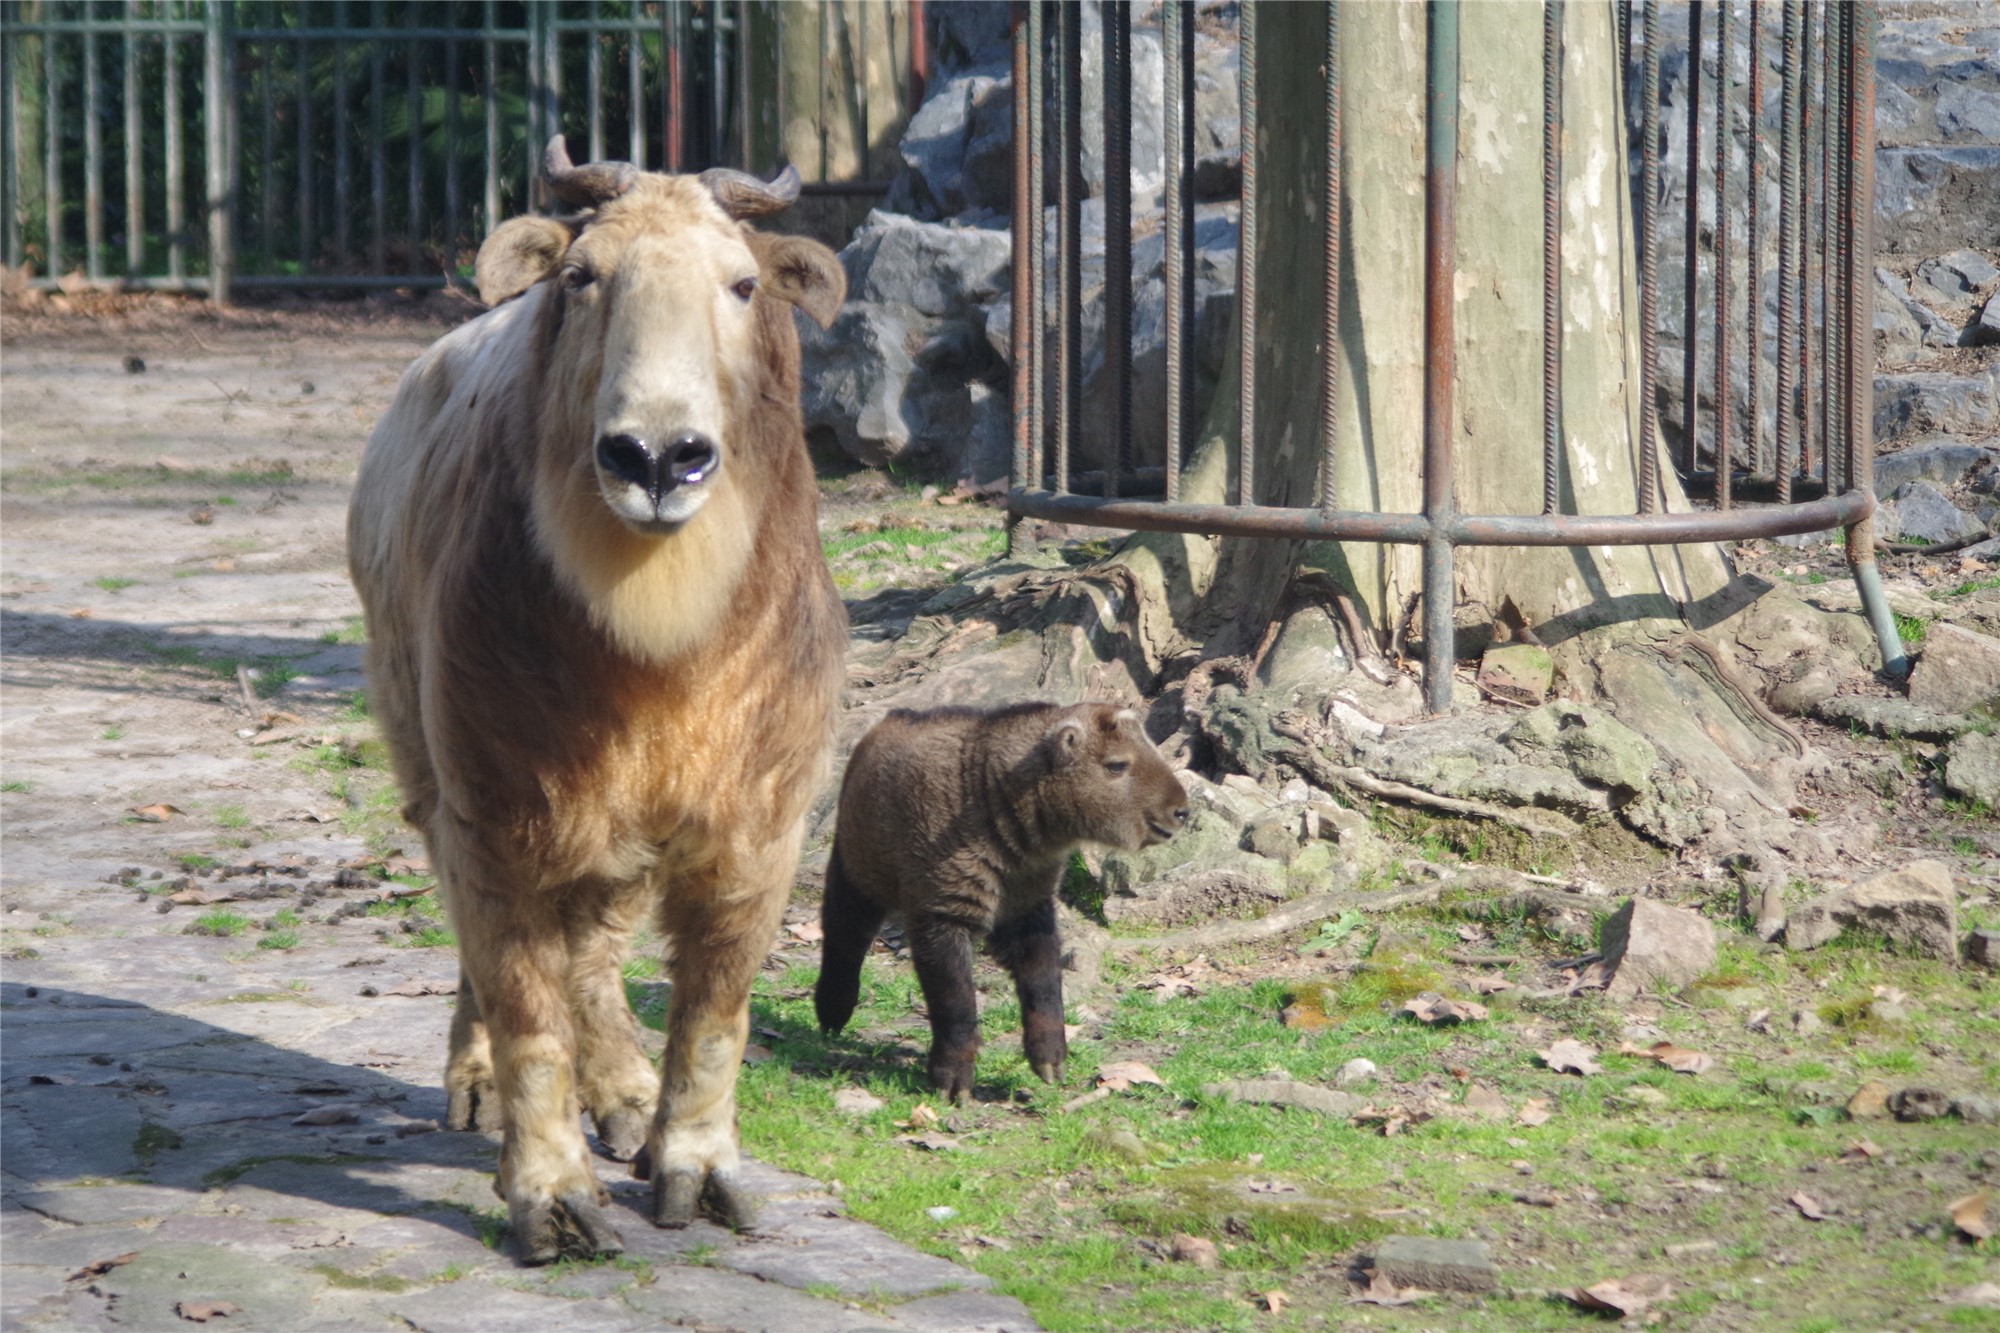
top-left (1786, 861), bottom-right (1961, 960)
top-left (1943, 729), bottom-right (2000, 809)
top-left (1600, 897), bottom-right (1718, 1001)
top-left (1908, 622), bottom-right (2000, 716)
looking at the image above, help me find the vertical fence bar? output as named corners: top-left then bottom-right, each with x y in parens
top-left (1542, 0), bottom-right (1563, 516)
top-left (1680, 2), bottom-right (1700, 479)
top-left (299, 37), bottom-right (316, 268)
top-left (334, 1), bottom-right (350, 265)
top-left (204, 0), bottom-right (232, 303)
top-left (1237, 0), bottom-right (1256, 507)
top-left (527, 2), bottom-right (542, 201)
top-left (260, 33), bottom-right (275, 262)
top-left (1774, 0), bottom-right (1800, 504)
top-left (1422, 0), bottom-right (1461, 715)
top-left (712, 0), bottom-right (728, 168)
top-left (3, 14), bottom-right (19, 271)
top-left (1745, 0), bottom-right (1763, 473)
top-left (1319, 0), bottom-right (1342, 516)
top-left (84, 23), bottom-right (102, 279)
top-left (42, 19), bottom-right (58, 276)
top-left (543, 7), bottom-right (562, 164)
top-left (1104, 0), bottom-right (1130, 499)
top-left (1163, 0), bottom-right (1188, 504)
top-left (445, 30), bottom-right (459, 264)
top-left (123, 9), bottom-right (141, 273)
top-left (1824, 24), bottom-right (1845, 492)
top-left (588, 0), bottom-right (605, 163)
top-left (408, 12), bottom-right (424, 275)
top-left (483, 0), bottom-right (498, 231)
top-left (1027, 0), bottom-right (1045, 494)
top-left (665, 1), bottom-right (684, 173)
top-left (1056, 0), bottom-right (1080, 495)
top-left (629, 8), bottom-right (646, 167)
top-left (1010, 1), bottom-right (1032, 547)
top-left (1799, 0), bottom-right (1816, 485)
top-left (736, 0), bottom-right (751, 169)
top-left (1713, 0), bottom-right (1732, 508)
top-left (1637, 0), bottom-right (1660, 513)
top-left (1818, 14), bottom-right (1834, 490)
top-left (370, 2), bottom-right (386, 272)
top-left (166, 18), bottom-right (183, 281)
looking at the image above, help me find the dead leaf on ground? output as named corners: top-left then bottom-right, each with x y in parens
top-left (1617, 1040), bottom-right (1715, 1075)
top-left (1791, 1191), bottom-right (1828, 1221)
top-left (1060, 1087), bottom-right (1111, 1113)
top-left (786, 920), bottom-right (824, 943)
top-left (1259, 1290), bottom-right (1288, 1314)
top-left (1097, 1060), bottom-right (1165, 1092)
top-left (287, 1229), bottom-right (347, 1249)
top-left (897, 1103), bottom-right (942, 1131)
top-left (740, 1044), bottom-right (774, 1065)
top-left (1839, 1138), bottom-right (1882, 1164)
top-left (67, 1252), bottom-right (138, 1281)
top-left (1461, 1083), bottom-right (1508, 1121)
top-left (1570, 1273), bottom-right (1673, 1316)
top-left (1170, 1233), bottom-right (1219, 1269)
top-left (292, 1103), bottom-right (362, 1127)
top-left (175, 1300), bottom-right (241, 1322)
top-left (168, 886), bottom-right (238, 906)
top-left (1516, 1097), bottom-right (1553, 1127)
top-left (1472, 975), bottom-right (1516, 995)
top-left (1402, 993), bottom-right (1488, 1025)
top-left (1538, 1039), bottom-right (1603, 1076)
top-left (897, 1132), bottom-right (961, 1152)
top-left (1950, 1189), bottom-right (1993, 1242)
top-left (1872, 984), bottom-right (1909, 1005)
top-left (1351, 1104), bottom-right (1435, 1137)
top-left (833, 1087), bottom-right (885, 1115)
top-left (128, 803), bottom-right (183, 823)
top-left (1350, 1270), bottom-right (1429, 1306)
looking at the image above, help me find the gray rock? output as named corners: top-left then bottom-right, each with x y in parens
top-left (1910, 622), bottom-right (2000, 716)
top-left (1874, 369), bottom-right (2000, 447)
top-left (1885, 480), bottom-right (1986, 544)
top-left (891, 1288), bottom-right (1043, 1333)
top-left (1918, 248), bottom-right (2000, 298)
top-left (1876, 148), bottom-right (2000, 259)
top-left (1945, 731), bottom-right (2000, 808)
top-left (1811, 694), bottom-right (1973, 741)
top-left (1335, 1058), bottom-right (1378, 1088)
top-left (1974, 293), bottom-right (2000, 347)
top-left (1599, 897), bottom-right (1719, 1001)
top-left (1969, 927), bottom-right (2000, 970)
top-left (1201, 1078), bottom-right (1365, 1118)
top-left (887, 68), bottom-right (1014, 222)
top-left (1890, 1087), bottom-right (1955, 1122)
top-left (1241, 812), bottom-right (1301, 864)
top-left (1873, 442), bottom-right (1999, 497)
top-left (1936, 81), bottom-right (2000, 142)
top-left (1785, 860), bottom-right (1961, 961)
top-left (1499, 701), bottom-right (1658, 796)
top-left (1372, 1235), bottom-right (1499, 1294)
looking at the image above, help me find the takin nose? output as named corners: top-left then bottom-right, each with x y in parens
top-left (595, 432), bottom-right (720, 501)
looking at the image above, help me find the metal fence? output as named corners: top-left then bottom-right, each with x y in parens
top-left (1, 0), bottom-right (925, 301)
top-left (1006, 0), bottom-right (1907, 712)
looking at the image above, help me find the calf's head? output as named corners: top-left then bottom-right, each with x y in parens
top-left (474, 138), bottom-right (844, 661)
top-left (1038, 704), bottom-right (1190, 852)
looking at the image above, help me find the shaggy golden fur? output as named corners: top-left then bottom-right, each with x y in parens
top-left (348, 172), bottom-right (846, 1263)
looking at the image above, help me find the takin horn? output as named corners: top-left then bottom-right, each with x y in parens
top-left (542, 134), bottom-right (640, 208)
top-left (699, 164), bottom-right (803, 219)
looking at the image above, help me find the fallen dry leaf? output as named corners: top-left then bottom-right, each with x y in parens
top-left (1871, 984), bottom-right (1909, 1005)
top-left (1402, 993), bottom-right (1488, 1025)
top-left (67, 1252), bottom-right (139, 1282)
top-left (786, 920), bottom-right (824, 943)
top-left (1472, 975), bottom-right (1516, 995)
top-left (1570, 1273), bottom-right (1673, 1316)
top-left (898, 1103), bottom-right (942, 1131)
top-left (1949, 1189), bottom-right (1993, 1242)
top-left (168, 887), bottom-right (238, 906)
top-left (1170, 1233), bottom-right (1219, 1269)
top-left (1260, 1290), bottom-right (1289, 1314)
top-left (833, 1087), bottom-right (885, 1115)
top-left (1461, 1083), bottom-right (1508, 1121)
top-left (740, 1044), bottom-right (773, 1065)
top-left (291, 1103), bottom-right (362, 1127)
top-left (1791, 1191), bottom-right (1828, 1221)
top-left (128, 803), bottom-right (183, 823)
top-left (176, 1301), bottom-right (240, 1322)
top-left (1839, 1137), bottom-right (1882, 1164)
top-left (1350, 1269), bottom-right (1429, 1306)
top-left (1640, 1041), bottom-right (1714, 1075)
top-left (1097, 1060), bottom-right (1165, 1091)
top-left (1847, 1080), bottom-right (1892, 1120)
top-left (1538, 1039), bottom-right (1603, 1076)
top-left (1516, 1097), bottom-right (1553, 1127)
top-left (1060, 1087), bottom-right (1112, 1113)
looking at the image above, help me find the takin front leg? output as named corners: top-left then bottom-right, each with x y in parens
top-left (444, 968), bottom-right (503, 1132)
top-left (988, 897), bottom-right (1067, 1086)
top-left (562, 884), bottom-right (659, 1162)
top-left (435, 822), bottom-right (622, 1264)
top-left (813, 844), bottom-right (887, 1037)
top-left (908, 914), bottom-right (983, 1104)
top-left (637, 851), bottom-right (791, 1232)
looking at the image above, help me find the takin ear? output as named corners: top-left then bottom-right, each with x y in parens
top-left (1049, 716), bottom-right (1087, 767)
top-left (754, 233), bottom-right (846, 329)
top-left (475, 216), bottom-right (575, 306)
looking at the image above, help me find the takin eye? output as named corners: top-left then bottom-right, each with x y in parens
top-left (1104, 758), bottom-right (1132, 776)
top-left (561, 265), bottom-right (595, 292)
top-left (731, 276), bottom-right (758, 303)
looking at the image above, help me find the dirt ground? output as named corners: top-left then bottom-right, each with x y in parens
top-left (4, 298), bottom-right (1999, 1333)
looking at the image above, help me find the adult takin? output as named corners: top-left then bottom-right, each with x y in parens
top-left (815, 702), bottom-right (1189, 1102)
top-left (347, 137), bottom-right (847, 1263)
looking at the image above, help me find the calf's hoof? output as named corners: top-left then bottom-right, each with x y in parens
top-left (652, 1166), bottom-right (760, 1232)
top-left (928, 1056), bottom-right (976, 1105)
top-left (511, 1190), bottom-right (624, 1265)
top-left (445, 1078), bottom-right (503, 1133)
top-left (1029, 1056), bottom-right (1065, 1086)
top-left (591, 1106), bottom-right (650, 1163)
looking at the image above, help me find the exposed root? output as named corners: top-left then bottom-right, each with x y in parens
top-left (1677, 634), bottom-right (1807, 758)
top-left (1107, 884), bottom-right (1443, 957)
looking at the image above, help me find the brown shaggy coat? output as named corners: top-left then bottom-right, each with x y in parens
top-left (348, 164), bottom-right (845, 1262)
top-left (815, 702), bottom-right (1187, 1101)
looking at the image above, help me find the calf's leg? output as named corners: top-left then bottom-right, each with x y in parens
top-left (813, 845), bottom-right (886, 1036)
top-left (908, 913), bottom-right (982, 1104)
top-left (434, 817), bottom-right (622, 1264)
top-left (563, 883), bottom-right (658, 1161)
top-left (989, 896), bottom-right (1067, 1085)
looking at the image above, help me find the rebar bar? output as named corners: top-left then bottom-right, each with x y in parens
top-left (123, 12), bottom-right (141, 274)
top-left (1422, 0), bottom-right (1461, 714)
top-left (1680, 2), bottom-right (1701, 481)
top-left (1237, 0), bottom-right (1258, 507)
top-left (1543, 0), bottom-right (1564, 517)
top-left (1320, 0), bottom-right (1343, 517)
top-left (167, 21), bottom-right (183, 280)
top-left (1746, 0), bottom-right (1763, 472)
top-left (1638, 0), bottom-right (1660, 513)
top-left (1163, 0), bottom-right (1189, 504)
top-left (1028, 0), bottom-right (1045, 494)
top-left (1774, 0), bottom-right (1801, 504)
top-left (1056, 0), bottom-right (1081, 495)
top-left (1713, 0), bottom-right (1732, 509)
top-left (1104, 0), bottom-right (1131, 500)
top-left (1010, 1), bottom-right (1032, 553)
top-left (84, 25), bottom-right (101, 279)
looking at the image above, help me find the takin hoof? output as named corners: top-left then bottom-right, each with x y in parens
top-left (651, 1166), bottom-right (760, 1232)
top-left (927, 1057), bottom-right (976, 1106)
top-left (445, 1078), bottom-right (503, 1133)
top-left (1028, 1056), bottom-right (1066, 1086)
top-left (591, 1106), bottom-right (650, 1163)
top-left (510, 1190), bottom-right (625, 1265)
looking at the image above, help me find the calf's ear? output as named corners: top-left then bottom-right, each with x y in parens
top-left (757, 234), bottom-right (846, 329)
top-left (476, 216), bottom-right (575, 306)
top-left (1049, 716), bottom-right (1086, 767)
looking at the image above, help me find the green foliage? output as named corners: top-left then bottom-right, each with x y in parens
top-left (195, 908), bottom-right (253, 937)
top-left (93, 575), bottom-right (139, 592)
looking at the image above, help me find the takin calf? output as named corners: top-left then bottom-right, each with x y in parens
top-left (348, 138), bottom-right (846, 1262)
top-left (815, 702), bottom-right (1188, 1101)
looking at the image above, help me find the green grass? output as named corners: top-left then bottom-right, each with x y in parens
top-left (1895, 612), bottom-right (1930, 647)
top-left (100, 725), bottom-right (125, 741)
top-left (1, 779), bottom-right (32, 794)
top-left (1941, 574), bottom-right (2000, 598)
top-left (145, 643), bottom-right (308, 697)
top-left (257, 930), bottom-right (301, 951)
top-left (821, 522), bottom-right (1007, 595)
top-left (213, 804), bottom-right (251, 830)
top-left (193, 908), bottom-right (253, 937)
top-left (176, 852), bottom-right (219, 872)
top-left (93, 575), bottom-right (139, 593)
top-left (320, 616), bottom-right (368, 646)
top-left (2, 463), bottom-right (298, 495)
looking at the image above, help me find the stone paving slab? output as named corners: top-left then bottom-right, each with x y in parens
top-left (2, 955), bottom-right (1042, 1332)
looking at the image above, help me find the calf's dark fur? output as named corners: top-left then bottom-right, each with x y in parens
top-left (816, 701), bottom-right (1188, 1100)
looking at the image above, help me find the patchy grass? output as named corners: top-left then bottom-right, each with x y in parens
top-left (320, 616), bottom-right (368, 646)
top-left (2, 462), bottom-right (299, 495)
top-left (193, 908), bottom-right (253, 937)
top-left (821, 520), bottom-right (1006, 595)
top-left (1, 779), bottom-right (32, 794)
top-left (93, 575), bottom-right (139, 593)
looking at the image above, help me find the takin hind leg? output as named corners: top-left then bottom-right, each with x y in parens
top-left (908, 912), bottom-right (983, 1104)
top-left (988, 897), bottom-right (1068, 1086)
top-left (434, 820), bottom-right (622, 1265)
top-left (634, 840), bottom-right (792, 1233)
top-left (444, 969), bottom-right (503, 1132)
top-left (813, 844), bottom-right (886, 1037)
top-left (563, 882), bottom-right (659, 1163)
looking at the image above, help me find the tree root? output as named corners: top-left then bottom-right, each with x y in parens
top-left (1676, 634), bottom-right (1807, 758)
top-left (1107, 884), bottom-right (1444, 957)
top-left (1268, 716), bottom-right (1580, 841)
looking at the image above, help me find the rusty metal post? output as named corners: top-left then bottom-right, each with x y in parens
top-left (1164, 0), bottom-right (1191, 503)
top-left (1637, 0), bottom-right (1660, 513)
top-left (1542, 0), bottom-right (1564, 516)
top-left (1774, 0), bottom-right (1801, 503)
top-left (1104, 0), bottom-right (1131, 499)
top-left (1745, 0), bottom-right (1763, 473)
top-left (1056, 0), bottom-right (1080, 495)
top-left (1319, 0), bottom-right (1342, 517)
top-left (1237, 0), bottom-right (1257, 507)
top-left (1680, 1), bottom-right (1700, 480)
top-left (1422, 0), bottom-right (1460, 714)
top-left (1713, 0), bottom-right (1732, 508)
top-left (1010, 1), bottom-right (1033, 553)
top-left (1028, 0), bottom-right (1045, 494)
